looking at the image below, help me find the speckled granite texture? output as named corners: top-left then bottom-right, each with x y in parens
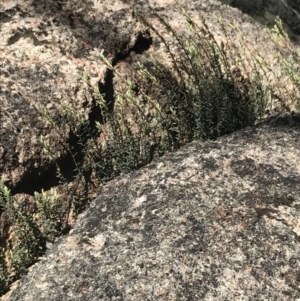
top-left (1, 0), bottom-right (294, 191)
top-left (219, 0), bottom-right (300, 42)
top-left (6, 115), bottom-right (300, 300)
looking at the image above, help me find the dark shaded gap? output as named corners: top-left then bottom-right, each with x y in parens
top-left (9, 31), bottom-right (153, 195)
top-left (98, 31), bottom-right (153, 114)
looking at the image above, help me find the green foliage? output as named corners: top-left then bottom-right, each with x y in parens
top-left (0, 248), bottom-right (9, 295)
top-left (0, 181), bottom-right (62, 293)
top-left (137, 7), bottom-right (269, 139)
top-left (34, 189), bottom-right (64, 243)
top-left (9, 210), bottom-right (44, 278)
top-left (264, 16), bottom-right (300, 111)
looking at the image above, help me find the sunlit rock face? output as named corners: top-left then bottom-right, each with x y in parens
top-left (7, 115), bottom-right (300, 301)
top-left (219, 0), bottom-right (300, 42)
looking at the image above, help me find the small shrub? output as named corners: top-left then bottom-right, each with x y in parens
top-left (0, 181), bottom-right (62, 293)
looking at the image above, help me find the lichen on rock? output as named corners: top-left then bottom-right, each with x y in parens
top-left (6, 115), bottom-right (300, 301)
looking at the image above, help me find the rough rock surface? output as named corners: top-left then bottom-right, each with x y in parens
top-left (0, 0), bottom-right (290, 194)
top-left (6, 115), bottom-right (300, 301)
top-left (0, 0), bottom-right (136, 192)
top-left (220, 0), bottom-right (300, 42)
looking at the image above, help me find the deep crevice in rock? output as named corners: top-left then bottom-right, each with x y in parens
top-left (9, 31), bottom-right (153, 196)
top-left (99, 30), bottom-right (153, 114)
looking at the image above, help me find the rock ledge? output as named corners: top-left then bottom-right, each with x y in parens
top-left (7, 116), bottom-right (300, 301)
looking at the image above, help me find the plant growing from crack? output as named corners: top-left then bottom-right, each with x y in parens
top-left (0, 181), bottom-right (63, 294)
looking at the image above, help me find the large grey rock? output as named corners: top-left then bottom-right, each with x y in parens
top-left (6, 115), bottom-right (300, 300)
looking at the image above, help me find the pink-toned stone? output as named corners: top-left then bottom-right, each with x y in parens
top-left (1, 0), bottom-right (293, 192)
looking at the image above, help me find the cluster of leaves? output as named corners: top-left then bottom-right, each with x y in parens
top-left (0, 183), bottom-right (64, 295)
top-left (1, 4), bottom-right (300, 296)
